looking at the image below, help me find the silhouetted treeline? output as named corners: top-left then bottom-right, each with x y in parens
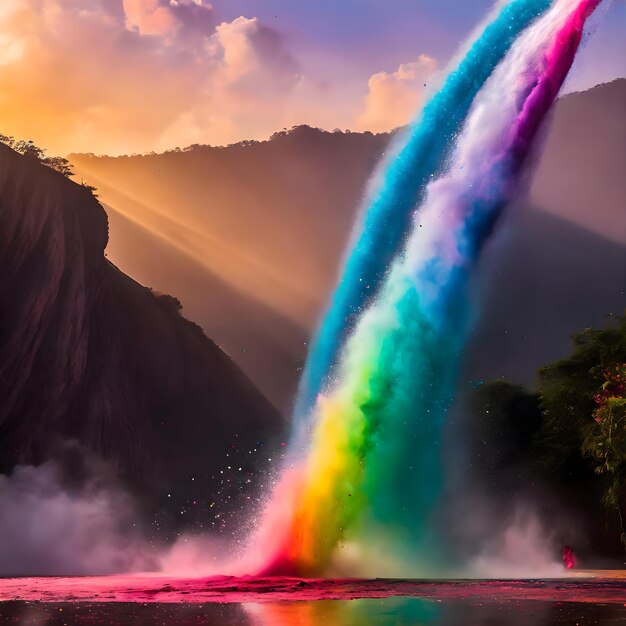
top-left (467, 314), bottom-right (626, 557)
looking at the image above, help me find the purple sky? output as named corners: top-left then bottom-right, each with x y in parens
top-left (0, 0), bottom-right (622, 154)
top-left (213, 0), bottom-right (625, 92)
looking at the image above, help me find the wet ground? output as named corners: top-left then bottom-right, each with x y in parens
top-left (1, 575), bottom-right (625, 625)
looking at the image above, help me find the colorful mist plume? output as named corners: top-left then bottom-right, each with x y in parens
top-left (293, 0), bottom-right (554, 422)
top-left (245, 0), bottom-right (602, 577)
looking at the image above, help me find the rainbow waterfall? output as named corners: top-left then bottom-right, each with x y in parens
top-left (245, 0), bottom-right (603, 577)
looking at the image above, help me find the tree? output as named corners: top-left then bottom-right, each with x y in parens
top-left (13, 139), bottom-right (46, 161)
top-left (80, 181), bottom-right (99, 197)
top-left (43, 155), bottom-right (74, 177)
top-left (535, 314), bottom-right (626, 549)
top-left (0, 133), bottom-right (15, 148)
top-left (582, 363), bottom-right (626, 548)
top-left (534, 316), bottom-right (626, 467)
top-left (148, 289), bottom-right (183, 314)
top-left (0, 135), bottom-right (75, 179)
top-left (464, 315), bottom-right (626, 554)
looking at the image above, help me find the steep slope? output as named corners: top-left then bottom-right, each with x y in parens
top-left (530, 79), bottom-right (626, 244)
top-left (0, 143), bottom-right (283, 534)
top-left (465, 206), bottom-right (625, 386)
top-left (102, 201), bottom-right (307, 411)
top-left (70, 80), bottom-right (626, 405)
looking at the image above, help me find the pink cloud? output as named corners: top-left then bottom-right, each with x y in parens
top-left (123, 0), bottom-right (179, 36)
top-left (122, 0), bottom-right (214, 38)
top-left (358, 55), bottom-right (439, 132)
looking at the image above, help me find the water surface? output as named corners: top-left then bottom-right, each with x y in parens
top-left (2, 598), bottom-right (625, 625)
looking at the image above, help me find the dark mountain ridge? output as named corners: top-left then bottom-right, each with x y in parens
top-left (70, 80), bottom-right (626, 407)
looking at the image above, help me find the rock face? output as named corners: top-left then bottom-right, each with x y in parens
top-left (0, 143), bottom-right (283, 534)
top-left (70, 81), bottom-right (626, 407)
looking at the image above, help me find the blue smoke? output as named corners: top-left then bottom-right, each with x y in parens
top-left (293, 0), bottom-right (553, 425)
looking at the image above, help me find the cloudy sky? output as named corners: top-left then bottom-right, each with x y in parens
top-left (0, 0), bottom-right (623, 155)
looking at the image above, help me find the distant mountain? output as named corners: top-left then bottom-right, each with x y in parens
top-left (70, 80), bottom-right (626, 406)
top-left (529, 79), bottom-right (626, 245)
top-left (465, 206), bottom-right (625, 387)
top-left (0, 143), bottom-right (283, 535)
top-left (70, 128), bottom-right (387, 409)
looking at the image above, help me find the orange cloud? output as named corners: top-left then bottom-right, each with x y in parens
top-left (358, 55), bottom-right (439, 132)
top-left (0, 1), bottom-right (438, 154)
top-left (0, 0), bottom-right (298, 155)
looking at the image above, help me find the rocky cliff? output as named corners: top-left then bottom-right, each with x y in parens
top-left (0, 143), bottom-right (283, 535)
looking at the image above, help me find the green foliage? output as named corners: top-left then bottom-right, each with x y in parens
top-left (583, 364), bottom-right (626, 476)
top-left (534, 315), bottom-right (626, 549)
top-left (470, 315), bottom-right (626, 553)
top-left (534, 315), bottom-right (626, 473)
top-left (581, 364), bottom-right (626, 548)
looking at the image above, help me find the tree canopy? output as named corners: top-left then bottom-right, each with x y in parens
top-left (469, 314), bottom-right (626, 553)
top-left (536, 315), bottom-right (626, 549)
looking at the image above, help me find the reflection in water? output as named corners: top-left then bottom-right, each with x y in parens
top-left (2, 599), bottom-right (626, 626)
top-left (245, 598), bottom-right (441, 625)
